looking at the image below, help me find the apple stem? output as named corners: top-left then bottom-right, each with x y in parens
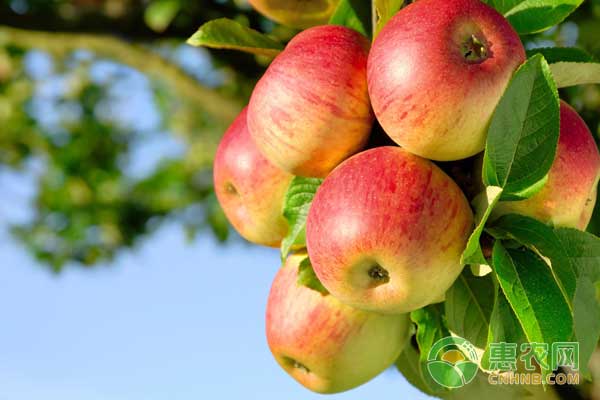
top-left (368, 265), bottom-right (390, 284)
top-left (462, 34), bottom-right (488, 63)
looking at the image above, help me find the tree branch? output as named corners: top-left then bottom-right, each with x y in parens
top-left (0, 25), bottom-right (243, 124)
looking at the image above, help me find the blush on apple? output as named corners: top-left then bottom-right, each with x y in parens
top-left (306, 147), bottom-right (474, 314)
top-left (213, 107), bottom-right (293, 247)
top-left (248, 25), bottom-right (374, 178)
top-left (266, 253), bottom-right (411, 394)
top-left (367, 0), bottom-right (525, 161)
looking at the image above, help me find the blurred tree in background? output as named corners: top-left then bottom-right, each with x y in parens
top-left (0, 0), bottom-right (599, 271)
top-left (0, 0), bottom-right (269, 270)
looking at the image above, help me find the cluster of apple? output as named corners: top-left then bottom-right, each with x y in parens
top-left (213, 0), bottom-right (600, 394)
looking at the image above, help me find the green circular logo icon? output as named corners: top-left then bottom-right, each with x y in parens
top-left (426, 336), bottom-right (479, 388)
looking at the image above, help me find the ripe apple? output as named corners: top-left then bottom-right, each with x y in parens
top-left (367, 0), bottom-right (525, 161)
top-left (266, 253), bottom-right (411, 394)
top-left (248, 25), bottom-right (373, 178)
top-left (213, 107), bottom-right (293, 247)
top-left (248, 0), bottom-right (340, 29)
top-left (493, 101), bottom-right (600, 229)
top-left (306, 147), bottom-right (474, 314)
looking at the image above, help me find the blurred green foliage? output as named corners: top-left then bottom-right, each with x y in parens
top-left (0, 40), bottom-right (234, 270)
top-left (0, 0), bottom-right (598, 270)
top-left (0, 1), bottom-right (268, 270)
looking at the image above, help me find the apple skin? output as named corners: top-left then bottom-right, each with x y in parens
top-left (367, 0), bottom-right (525, 161)
top-left (494, 101), bottom-right (600, 229)
top-left (248, 25), bottom-right (374, 178)
top-left (213, 107), bottom-right (293, 247)
top-left (248, 0), bottom-right (339, 29)
top-left (266, 252), bottom-right (411, 394)
top-left (306, 147), bottom-right (474, 314)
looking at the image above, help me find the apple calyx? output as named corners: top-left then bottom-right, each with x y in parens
top-left (368, 264), bottom-right (390, 285)
top-left (462, 34), bottom-right (488, 63)
top-left (224, 182), bottom-right (238, 196)
top-left (283, 356), bottom-right (310, 374)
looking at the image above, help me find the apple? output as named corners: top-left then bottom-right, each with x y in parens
top-left (367, 0), bottom-right (525, 161)
top-left (266, 252), bottom-right (411, 394)
top-left (493, 101), bottom-right (600, 229)
top-left (213, 107), bottom-right (293, 247)
top-left (248, 0), bottom-right (340, 29)
top-left (248, 25), bottom-right (373, 178)
top-left (306, 147), bottom-right (474, 314)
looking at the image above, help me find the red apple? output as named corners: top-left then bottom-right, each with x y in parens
top-left (213, 107), bottom-right (293, 247)
top-left (248, 25), bottom-right (374, 178)
top-left (367, 0), bottom-right (525, 161)
top-left (248, 0), bottom-right (340, 29)
top-left (266, 253), bottom-right (411, 394)
top-left (306, 147), bottom-right (474, 314)
top-left (494, 101), bottom-right (600, 229)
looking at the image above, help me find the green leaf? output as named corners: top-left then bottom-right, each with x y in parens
top-left (144, 0), bottom-right (181, 32)
top-left (573, 275), bottom-right (600, 378)
top-left (555, 228), bottom-right (600, 283)
top-left (445, 269), bottom-right (495, 349)
top-left (187, 18), bottom-right (284, 57)
top-left (491, 243), bottom-right (573, 377)
top-left (552, 231), bottom-right (600, 376)
top-left (491, 220), bottom-right (600, 376)
top-left (329, 0), bottom-right (372, 38)
top-left (486, 0), bottom-right (584, 35)
top-left (280, 177), bottom-right (323, 259)
top-left (410, 304), bottom-right (451, 394)
top-left (487, 214), bottom-right (577, 305)
top-left (549, 61), bottom-right (600, 88)
top-left (373, 0), bottom-right (404, 37)
top-left (488, 287), bottom-right (528, 344)
top-left (526, 47), bottom-right (600, 88)
top-left (461, 186), bottom-right (503, 265)
top-left (587, 196), bottom-right (600, 236)
top-left (297, 256), bottom-right (328, 295)
top-left (526, 47), bottom-right (594, 63)
top-left (481, 285), bottom-right (527, 372)
top-left (482, 54), bottom-right (559, 200)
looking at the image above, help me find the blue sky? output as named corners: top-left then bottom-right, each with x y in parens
top-left (0, 220), bottom-right (431, 400)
